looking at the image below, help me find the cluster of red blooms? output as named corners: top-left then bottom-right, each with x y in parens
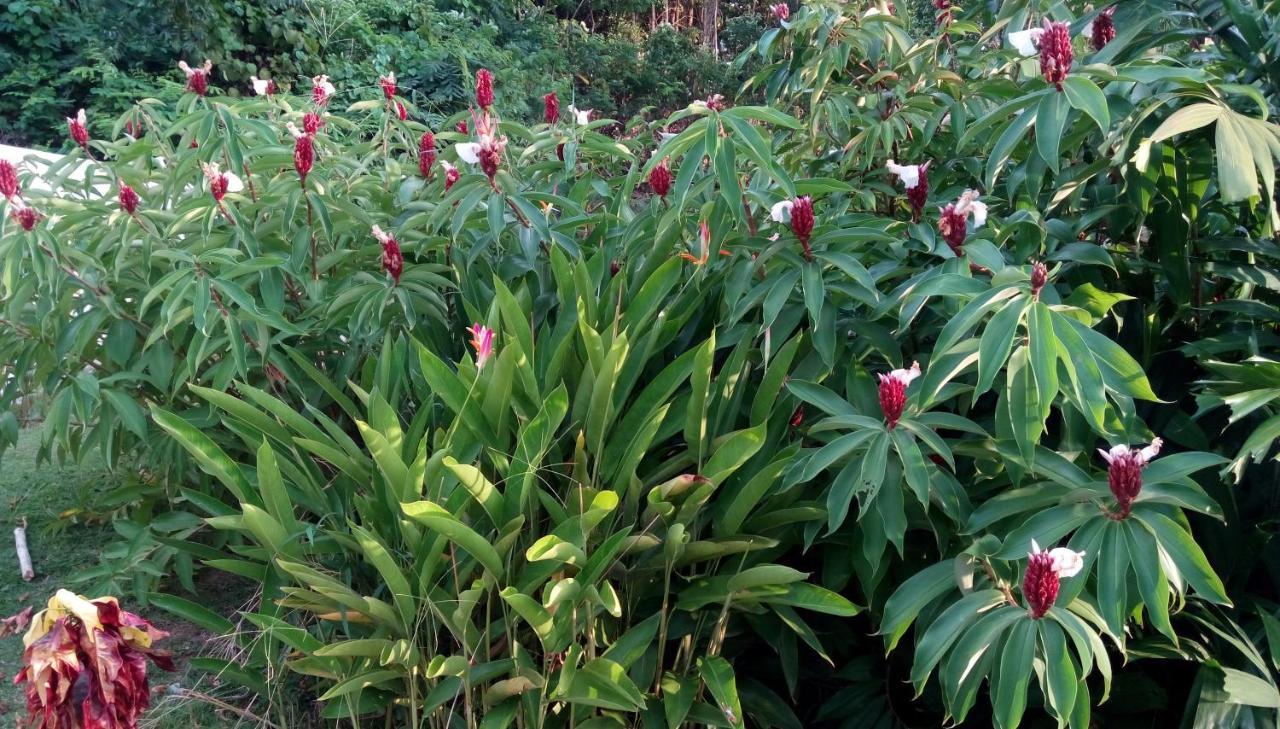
top-left (1022, 550), bottom-right (1060, 618)
top-left (372, 225), bottom-right (403, 284)
top-left (303, 111), bottom-right (324, 136)
top-left (649, 157), bottom-right (673, 200)
top-left (119, 184), bottom-right (140, 216)
top-left (877, 362), bottom-right (920, 429)
top-left (544, 92), bottom-right (560, 124)
top-left (15, 590), bottom-right (173, 729)
top-left (291, 124), bottom-right (315, 184)
top-left (419, 132), bottom-right (437, 178)
top-left (771, 3), bottom-right (789, 21)
top-left (380, 73), bottom-right (407, 120)
top-left (67, 109), bottom-right (90, 154)
top-left (1039, 19), bottom-right (1074, 90)
top-left (1091, 7), bottom-right (1116, 51)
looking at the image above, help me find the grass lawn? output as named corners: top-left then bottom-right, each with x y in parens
top-left (0, 428), bottom-right (252, 727)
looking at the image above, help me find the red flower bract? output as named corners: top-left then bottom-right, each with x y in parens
top-left (1023, 551), bottom-right (1059, 618)
top-left (907, 165), bottom-right (929, 223)
top-left (1039, 19), bottom-right (1073, 90)
top-left (543, 92), bottom-right (560, 124)
top-left (68, 110), bottom-right (89, 150)
top-left (1091, 7), bottom-right (1116, 51)
top-left (15, 590), bottom-right (174, 729)
top-left (938, 203), bottom-right (967, 254)
top-left (380, 74), bottom-right (396, 100)
top-left (0, 160), bottom-right (19, 199)
top-left (303, 111), bottom-right (325, 136)
top-left (476, 69), bottom-right (494, 110)
top-left (119, 184), bottom-right (140, 215)
top-left (293, 133), bottom-right (314, 183)
top-left (771, 3), bottom-right (790, 21)
top-left (649, 157), bottom-right (672, 199)
top-left (374, 227), bottom-right (403, 284)
top-left (396, 101), bottom-right (407, 121)
top-left (1030, 261), bottom-right (1048, 299)
top-left (456, 120), bottom-right (469, 135)
top-left (444, 163), bottom-right (460, 191)
top-left (419, 132), bottom-right (436, 178)
top-left (10, 205), bottom-right (39, 231)
top-left (790, 196), bottom-right (814, 259)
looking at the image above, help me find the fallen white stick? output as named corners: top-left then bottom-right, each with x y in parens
top-left (15, 518), bottom-right (33, 581)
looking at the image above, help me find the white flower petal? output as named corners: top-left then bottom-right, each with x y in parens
top-left (970, 200), bottom-right (988, 228)
top-left (886, 160), bottom-right (921, 189)
top-left (223, 172), bottom-right (244, 193)
top-left (1138, 438), bottom-right (1163, 464)
top-left (770, 200), bottom-right (794, 223)
top-left (455, 143), bottom-right (481, 165)
top-left (1009, 28), bottom-right (1045, 56)
top-left (1048, 548), bottom-right (1086, 578)
top-left (251, 77), bottom-right (271, 96)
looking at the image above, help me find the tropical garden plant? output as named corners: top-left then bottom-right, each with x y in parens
top-left (2, 0), bottom-right (1279, 726)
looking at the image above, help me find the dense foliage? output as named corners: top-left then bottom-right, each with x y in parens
top-left (3, 0), bottom-right (1280, 727)
top-left (0, 0), bottom-right (760, 149)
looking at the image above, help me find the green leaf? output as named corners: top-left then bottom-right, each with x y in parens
top-left (1136, 512), bottom-right (1231, 605)
top-left (1035, 91), bottom-right (1068, 171)
top-left (1123, 519), bottom-right (1175, 642)
top-left (1062, 76), bottom-right (1110, 133)
top-left (880, 561), bottom-right (958, 651)
top-left (993, 618), bottom-right (1036, 729)
top-left (1040, 620), bottom-right (1078, 725)
top-left (150, 406), bottom-right (253, 504)
top-left (401, 500), bottom-right (505, 579)
top-left (699, 656), bottom-right (745, 729)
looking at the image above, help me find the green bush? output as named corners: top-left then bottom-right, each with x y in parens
top-left (4, 0), bottom-right (1280, 726)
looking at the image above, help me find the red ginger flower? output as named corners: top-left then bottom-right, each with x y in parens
top-left (878, 361), bottom-right (920, 429)
top-left (380, 72), bottom-right (397, 100)
top-left (312, 75), bottom-right (335, 106)
top-left (67, 109), bottom-right (89, 151)
top-left (119, 184), bottom-right (140, 215)
top-left (396, 101), bottom-right (407, 121)
top-left (543, 92), bottom-right (560, 124)
top-left (288, 123), bottom-right (314, 183)
top-left (250, 76), bottom-right (275, 96)
top-left (938, 189), bottom-right (987, 255)
top-left (1023, 548), bottom-right (1060, 618)
top-left (373, 225), bottom-right (403, 284)
top-left (1039, 19), bottom-right (1074, 90)
top-left (771, 3), bottom-right (790, 21)
top-left (0, 160), bottom-right (19, 200)
top-left (1099, 439), bottom-right (1162, 519)
top-left (178, 59), bottom-right (212, 95)
top-left (1090, 7), bottom-right (1116, 51)
top-left (649, 157), bottom-right (673, 199)
top-left (442, 161), bottom-right (460, 191)
top-left (457, 113), bottom-right (507, 186)
top-left (303, 111), bottom-right (325, 135)
top-left (9, 201), bottom-right (40, 231)
top-left (419, 132), bottom-right (437, 178)
top-left (15, 589), bottom-right (174, 729)
top-left (1030, 261), bottom-right (1048, 299)
top-left (456, 120), bottom-right (468, 135)
top-left (886, 160), bottom-right (929, 222)
top-left (201, 162), bottom-right (242, 202)
top-left (770, 196), bottom-right (815, 259)
top-left (475, 69), bottom-right (494, 110)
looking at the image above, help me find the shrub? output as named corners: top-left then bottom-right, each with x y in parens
top-left (3, 1), bottom-right (1280, 726)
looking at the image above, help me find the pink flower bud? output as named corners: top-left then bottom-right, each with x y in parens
top-left (373, 225), bottom-right (403, 284)
top-left (179, 59), bottom-right (213, 96)
top-left (1098, 439), bottom-right (1162, 518)
top-left (303, 111), bottom-right (325, 135)
top-left (119, 183), bottom-right (140, 215)
top-left (0, 160), bottom-right (19, 200)
top-left (380, 73), bottom-right (397, 100)
top-left (1023, 548), bottom-right (1059, 618)
top-left (419, 132), bottom-right (436, 178)
top-left (475, 69), bottom-right (494, 110)
top-left (1039, 20), bottom-right (1073, 90)
top-left (67, 109), bottom-right (89, 150)
top-left (1091, 7), bottom-right (1116, 51)
top-left (456, 120), bottom-right (469, 135)
top-left (468, 323), bottom-right (495, 370)
top-left (790, 195), bottom-right (814, 259)
top-left (649, 157), bottom-right (672, 199)
top-left (9, 202), bottom-right (39, 231)
top-left (543, 92), bottom-right (560, 124)
top-left (124, 119), bottom-right (144, 138)
top-left (396, 101), bottom-right (407, 121)
top-left (1030, 261), bottom-right (1048, 299)
top-left (705, 94), bottom-right (727, 112)
top-left (771, 3), bottom-right (790, 21)
top-left (877, 362), bottom-right (920, 429)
